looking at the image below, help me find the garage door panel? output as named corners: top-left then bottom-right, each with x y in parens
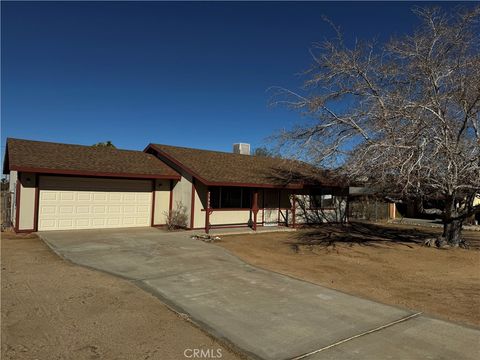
top-left (38, 176), bottom-right (152, 231)
top-left (60, 192), bottom-right (75, 201)
top-left (58, 219), bottom-right (74, 228)
top-left (109, 193), bottom-right (122, 201)
top-left (93, 206), bottom-right (106, 214)
top-left (137, 193), bottom-right (151, 202)
top-left (137, 205), bottom-right (149, 213)
top-left (40, 219), bottom-right (56, 230)
top-left (123, 217), bottom-right (135, 225)
top-left (75, 219), bottom-right (90, 227)
top-left (41, 192), bottom-right (57, 201)
top-left (108, 205), bottom-right (122, 214)
top-left (123, 205), bottom-right (135, 214)
top-left (41, 206), bottom-right (56, 215)
top-left (76, 206), bottom-right (90, 214)
top-left (77, 193), bottom-right (92, 201)
top-left (135, 218), bottom-right (149, 225)
top-left (107, 218), bottom-right (120, 226)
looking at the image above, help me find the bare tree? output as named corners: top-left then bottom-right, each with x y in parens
top-left (272, 6), bottom-right (480, 246)
top-left (253, 146), bottom-right (274, 157)
top-left (92, 141), bottom-right (116, 148)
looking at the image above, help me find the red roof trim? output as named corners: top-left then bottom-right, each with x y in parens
top-left (9, 165), bottom-right (181, 180)
top-left (203, 181), bottom-right (304, 189)
top-left (146, 144), bottom-right (210, 183)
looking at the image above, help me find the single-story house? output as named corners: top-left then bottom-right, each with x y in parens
top-left (3, 138), bottom-right (348, 233)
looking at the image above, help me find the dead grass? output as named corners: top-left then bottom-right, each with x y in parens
top-left (216, 222), bottom-right (480, 327)
top-left (1, 232), bottom-right (242, 360)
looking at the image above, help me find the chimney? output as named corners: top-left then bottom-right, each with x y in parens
top-left (233, 143), bottom-right (250, 155)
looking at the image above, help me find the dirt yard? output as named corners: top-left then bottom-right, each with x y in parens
top-left (1, 232), bottom-right (242, 360)
top-left (217, 222), bottom-right (480, 327)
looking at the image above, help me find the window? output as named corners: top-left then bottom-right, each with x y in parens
top-left (310, 188), bottom-right (335, 209)
top-left (221, 187), bottom-right (242, 208)
top-left (208, 187), bottom-right (252, 209)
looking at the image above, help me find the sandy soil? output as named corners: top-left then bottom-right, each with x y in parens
top-left (1, 232), bottom-right (243, 360)
top-left (216, 222), bottom-right (480, 327)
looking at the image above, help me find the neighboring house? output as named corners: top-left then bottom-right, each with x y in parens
top-left (474, 194), bottom-right (480, 225)
top-left (3, 138), bottom-right (348, 233)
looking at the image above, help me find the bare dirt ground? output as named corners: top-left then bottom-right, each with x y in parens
top-left (217, 222), bottom-right (480, 327)
top-left (1, 232), bottom-right (242, 360)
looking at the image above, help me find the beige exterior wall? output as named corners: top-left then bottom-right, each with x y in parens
top-left (153, 179), bottom-right (171, 225)
top-left (170, 170), bottom-right (194, 227)
top-left (209, 210), bottom-right (252, 226)
top-left (147, 153), bottom-right (195, 229)
top-left (193, 181), bottom-right (207, 228)
top-left (18, 172), bottom-right (37, 231)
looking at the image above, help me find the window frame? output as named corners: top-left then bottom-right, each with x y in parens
top-left (208, 186), bottom-right (252, 210)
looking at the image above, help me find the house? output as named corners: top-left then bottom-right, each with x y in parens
top-left (3, 138), bottom-right (348, 233)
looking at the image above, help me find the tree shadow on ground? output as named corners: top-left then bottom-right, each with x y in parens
top-left (290, 222), bottom-right (439, 249)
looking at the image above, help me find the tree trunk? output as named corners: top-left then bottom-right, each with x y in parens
top-left (442, 195), bottom-right (465, 247)
top-left (442, 218), bottom-right (464, 246)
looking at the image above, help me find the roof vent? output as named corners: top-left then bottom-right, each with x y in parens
top-left (233, 143), bottom-right (250, 155)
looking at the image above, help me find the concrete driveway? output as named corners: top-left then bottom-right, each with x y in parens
top-left (39, 228), bottom-right (480, 360)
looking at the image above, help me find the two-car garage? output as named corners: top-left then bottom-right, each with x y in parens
top-left (38, 176), bottom-right (153, 231)
top-left (5, 138), bottom-right (180, 232)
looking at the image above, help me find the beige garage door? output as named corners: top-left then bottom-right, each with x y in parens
top-left (38, 176), bottom-right (152, 231)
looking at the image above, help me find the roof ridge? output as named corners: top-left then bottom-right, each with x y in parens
top-left (8, 137), bottom-right (145, 155)
top-left (152, 143), bottom-right (322, 168)
top-left (153, 143), bottom-right (279, 159)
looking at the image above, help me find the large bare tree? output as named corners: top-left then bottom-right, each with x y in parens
top-left (273, 7), bottom-right (480, 246)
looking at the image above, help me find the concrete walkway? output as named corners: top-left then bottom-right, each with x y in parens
top-left (39, 228), bottom-right (480, 360)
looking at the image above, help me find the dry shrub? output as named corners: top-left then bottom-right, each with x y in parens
top-left (163, 202), bottom-right (188, 230)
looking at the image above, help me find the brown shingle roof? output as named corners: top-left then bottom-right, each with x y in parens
top-left (4, 138), bottom-right (180, 179)
top-left (148, 143), bottom-right (341, 188)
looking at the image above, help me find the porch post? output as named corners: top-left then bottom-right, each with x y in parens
top-left (205, 188), bottom-right (211, 234)
top-left (252, 189), bottom-right (259, 231)
top-left (291, 192), bottom-right (296, 228)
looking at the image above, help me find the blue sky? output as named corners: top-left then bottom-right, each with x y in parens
top-left (1, 1), bottom-right (463, 157)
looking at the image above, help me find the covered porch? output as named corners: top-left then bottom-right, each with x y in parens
top-left (198, 185), bottom-right (348, 234)
top-left (200, 186), bottom-right (298, 234)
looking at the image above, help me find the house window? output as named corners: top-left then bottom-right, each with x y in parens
top-left (209, 187), bottom-right (252, 209)
top-left (310, 189), bottom-right (335, 209)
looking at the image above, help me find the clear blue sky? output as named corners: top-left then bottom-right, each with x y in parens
top-left (1, 1), bottom-right (464, 157)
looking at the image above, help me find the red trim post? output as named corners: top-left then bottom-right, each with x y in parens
top-left (33, 174), bottom-right (39, 231)
top-left (190, 178), bottom-right (195, 229)
top-left (205, 188), bottom-right (211, 234)
top-left (252, 189), bottom-right (259, 231)
top-left (151, 180), bottom-right (156, 226)
top-left (14, 175), bottom-right (21, 232)
top-left (277, 190), bottom-right (281, 225)
top-left (261, 189), bottom-right (265, 224)
top-left (169, 180), bottom-right (173, 215)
